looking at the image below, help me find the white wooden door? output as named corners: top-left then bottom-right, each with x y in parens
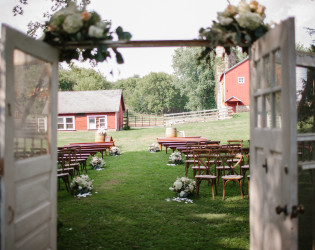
top-left (250, 18), bottom-right (298, 250)
top-left (0, 25), bottom-right (59, 249)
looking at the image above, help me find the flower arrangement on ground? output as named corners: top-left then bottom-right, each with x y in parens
top-left (70, 175), bottom-right (93, 195)
top-left (168, 152), bottom-right (183, 165)
top-left (42, 1), bottom-right (132, 63)
top-left (169, 177), bottom-right (196, 198)
top-left (110, 146), bottom-right (121, 156)
top-left (148, 143), bottom-right (160, 153)
top-left (90, 156), bottom-right (105, 170)
top-left (198, 0), bottom-right (269, 62)
top-left (96, 128), bottom-right (107, 135)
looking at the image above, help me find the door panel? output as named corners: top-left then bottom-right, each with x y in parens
top-left (1, 24), bottom-right (58, 249)
top-left (250, 18), bottom-right (297, 250)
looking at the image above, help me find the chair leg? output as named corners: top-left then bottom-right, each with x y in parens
top-left (238, 179), bottom-right (244, 200)
top-left (211, 180), bottom-right (215, 200)
top-left (222, 179), bottom-right (227, 200)
top-left (195, 179), bottom-right (200, 195)
top-left (185, 162), bottom-right (189, 177)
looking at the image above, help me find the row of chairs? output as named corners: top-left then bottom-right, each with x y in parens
top-left (180, 140), bottom-right (250, 200)
top-left (57, 147), bottom-right (90, 192)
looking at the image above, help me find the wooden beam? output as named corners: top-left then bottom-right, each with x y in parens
top-left (56, 40), bottom-right (211, 49)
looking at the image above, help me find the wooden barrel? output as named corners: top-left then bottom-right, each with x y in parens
top-left (95, 133), bottom-right (105, 142)
top-left (165, 128), bottom-right (177, 138)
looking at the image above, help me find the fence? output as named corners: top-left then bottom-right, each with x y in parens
top-left (163, 107), bottom-right (233, 126)
top-left (123, 113), bottom-right (164, 128)
top-left (124, 107), bottom-right (233, 128)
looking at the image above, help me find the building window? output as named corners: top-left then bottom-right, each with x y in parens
top-left (87, 115), bottom-right (107, 130)
top-left (238, 77), bottom-right (245, 84)
top-left (58, 116), bottom-right (75, 130)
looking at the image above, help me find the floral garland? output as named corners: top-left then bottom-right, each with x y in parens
top-left (70, 174), bottom-right (93, 195)
top-left (148, 143), bottom-right (160, 153)
top-left (198, 0), bottom-right (269, 62)
top-left (42, 1), bottom-right (132, 63)
top-left (169, 177), bottom-right (196, 198)
top-left (90, 156), bottom-right (105, 170)
top-left (168, 152), bottom-right (183, 165)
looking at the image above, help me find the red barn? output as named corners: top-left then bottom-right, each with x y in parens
top-left (58, 90), bottom-right (125, 131)
top-left (219, 57), bottom-right (250, 113)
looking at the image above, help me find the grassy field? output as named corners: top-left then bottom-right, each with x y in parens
top-left (57, 112), bottom-right (250, 249)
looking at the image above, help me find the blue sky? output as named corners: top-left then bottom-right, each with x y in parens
top-left (0, 0), bottom-right (314, 81)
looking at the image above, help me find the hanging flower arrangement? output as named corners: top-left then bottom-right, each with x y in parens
top-left (42, 1), bottom-right (132, 63)
top-left (198, 0), bottom-right (269, 62)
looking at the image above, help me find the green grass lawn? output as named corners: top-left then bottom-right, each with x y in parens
top-left (57, 112), bottom-right (250, 249)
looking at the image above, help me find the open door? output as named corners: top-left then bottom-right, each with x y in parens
top-left (0, 25), bottom-right (59, 249)
top-left (250, 18), bottom-right (298, 249)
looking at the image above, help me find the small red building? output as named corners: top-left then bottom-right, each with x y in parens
top-left (219, 57), bottom-right (250, 113)
top-left (58, 89), bottom-right (125, 131)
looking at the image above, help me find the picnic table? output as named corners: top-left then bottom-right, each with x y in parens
top-left (156, 137), bottom-right (209, 153)
top-left (63, 141), bottom-right (115, 158)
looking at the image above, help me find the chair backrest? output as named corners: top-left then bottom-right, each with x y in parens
top-left (219, 154), bottom-right (243, 175)
top-left (196, 154), bottom-right (218, 175)
top-left (227, 139), bottom-right (243, 148)
top-left (192, 148), bottom-right (211, 165)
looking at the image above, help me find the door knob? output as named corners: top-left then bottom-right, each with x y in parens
top-left (291, 205), bottom-right (304, 218)
top-left (275, 205), bottom-right (288, 215)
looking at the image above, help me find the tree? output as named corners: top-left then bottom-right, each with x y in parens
top-left (59, 66), bottom-right (112, 91)
top-left (128, 72), bottom-right (186, 114)
top-left (113, 76), bottom-right (140, 108)
top-left (172, 47), bottom-right (216, 111)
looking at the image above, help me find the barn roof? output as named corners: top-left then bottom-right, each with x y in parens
top-left (58, 89), bottom-right (125, 114)
top-left (225, 96), bottom-right (243, 103)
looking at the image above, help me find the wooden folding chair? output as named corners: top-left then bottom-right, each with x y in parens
top-left (195, 154), bottom-right (218, 199)
top-left (221, 154), bottom-right (244, 200)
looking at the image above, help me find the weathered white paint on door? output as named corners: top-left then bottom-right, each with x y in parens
top-left (0, 24), bottom-right (58, 250)
top-left (250, 18), bottom-right (298, 250)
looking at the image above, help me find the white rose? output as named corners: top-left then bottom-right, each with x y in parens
top-left (179, 191), bottom-right (186, 197)
top-left (174, 181), bottom-right (182, 190)
top-left (78, 186), bottom-right (82, 190)
top-left (189, 184), bottom-right (194, 192)
top-left (96, 21), bottom-right (110, 30)
top-left (237, 12), bottom-right (263, 30)
top-left (62, 13), bottom-right (83, 34)
top-left (218, 15), bottom-right (233, 26)
top-left (238, 1), bottom-right (250, 14)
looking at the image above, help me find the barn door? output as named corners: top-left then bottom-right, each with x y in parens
top-left (249, 18), bottom-right (298, 249)
top-left (0, 25), bottom-right (59, 249)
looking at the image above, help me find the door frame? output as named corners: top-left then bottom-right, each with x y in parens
top-left (0, 24), bottom-right (59, 249)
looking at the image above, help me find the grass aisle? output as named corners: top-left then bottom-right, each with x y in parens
top-left (58, 113), bottom-right (250, 249)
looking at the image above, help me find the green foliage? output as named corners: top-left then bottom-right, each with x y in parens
top-left (114, 73), bottom-right (187, 114)
top-left (172, 47), bottom-right (216, 110)
top-left (59, 66), bottom-right (112, 91)
top-left (130, 72), bottom-right (186, 114)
